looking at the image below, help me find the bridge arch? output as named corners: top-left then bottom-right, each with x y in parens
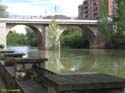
top-left (59, 25), bottom-right (96, 48)
top-left (6, 24), bottom-right (44, 49)
top-left (0, 19), bottom-right (103, 49)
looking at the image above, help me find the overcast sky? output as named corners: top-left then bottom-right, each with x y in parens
top-left (2, 0), bottom-right (84, 17)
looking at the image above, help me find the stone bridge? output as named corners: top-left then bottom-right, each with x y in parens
top-left (0, 18), bottom-right (104, 49)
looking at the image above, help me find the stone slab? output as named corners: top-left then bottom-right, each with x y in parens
top-left (17, 79), bottom-right (46, 93)
top-left (45, 74), bottom-right (125, 91)
top-left (0, 50), bottom-right (14, 53)
top-left (4, 53), bottom-right (25, 57)
top-left (13, 58), bottom-right (48, 64)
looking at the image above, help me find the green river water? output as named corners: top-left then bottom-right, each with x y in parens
top-left (8, 46), bottom-right (125, 78)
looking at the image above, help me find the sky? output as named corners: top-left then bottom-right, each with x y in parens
top-left (1, 0), bottom-right (84, 34)
top-left (2, 0), bottom-right (84, 17)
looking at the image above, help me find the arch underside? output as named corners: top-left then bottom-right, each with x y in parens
top-left (6, 24), bottom-right (44, 49)
top-left (59, 25), bottom-right (96, 48)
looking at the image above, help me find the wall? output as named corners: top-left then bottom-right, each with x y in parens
top-left (0, 22), bottom-right (7, 49)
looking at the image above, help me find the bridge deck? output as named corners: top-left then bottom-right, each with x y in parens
top-left (0, 18), bottom-right (97, 25)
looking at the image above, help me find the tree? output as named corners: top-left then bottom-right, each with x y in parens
top-left (26, 27), bottom-right (37, 46)
top-left (60, 29), bottom-right (89, 48)
top-left (7, 31), bottom-right (28, 45)
top-left (0, 4), bottom-right (7, 18)
top-left (112, 0), bottom-right (125, 48)
top-left (48, 19), bottom-right (60, 49)
top-left (114, 0), bottom-right (125, 38)
top-left (97, 0), bottom-right (113, 48)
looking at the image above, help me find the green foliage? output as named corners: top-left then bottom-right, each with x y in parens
top-left (114, 0), bottom-right (125, 38)
top-left (7, 27), bottom-right (37, 46)
top-left (111, 0), bottom-right (125, 48)
top-left (97, 0), bottom-right (113, 48)
top-left (7, 31), bottom-right (28, 45)
top-left (97, 0), bottom-right (111, 40)
top-left (100, 0), bottom-right (108, 17)
top-left (0, 4), bottom-right (7, 18)
top-left (49, 19), bottom-right (60, 49)
top-left (98, 0), bottom-right (125, 49)
top-left (26, 27), bottom-right (37, 46)
top-left (60, 29), bottom-right (89, 48)
top-left (49, 19), bottom-right (59, 39)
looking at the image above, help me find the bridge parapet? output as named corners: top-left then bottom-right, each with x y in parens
top-left (0, 18), bottom-right (97, 25)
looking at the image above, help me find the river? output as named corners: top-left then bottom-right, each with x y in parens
top-left (8, 46), bottom-right (125, 78)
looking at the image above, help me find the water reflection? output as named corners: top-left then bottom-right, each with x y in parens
top-left (8, 46), bottom-right (125, 78)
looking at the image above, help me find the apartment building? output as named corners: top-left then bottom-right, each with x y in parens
top-left (78, 4), bottom-right (84, 19)
top-left (78, 0), bottom-right (116, 20)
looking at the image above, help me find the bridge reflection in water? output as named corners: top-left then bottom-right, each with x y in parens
top-left (7, 46), bottom-right (125, 78)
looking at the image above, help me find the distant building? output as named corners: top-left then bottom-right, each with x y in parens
top-left (43, 15), bottom-right (71, 20)
top-left (8, 14), bottom-right (43, 19)
top-left (78, 0), bottom-right (117, 20)
top-left (78, 4), bottom-right (84, 19)
top-left (108, 0), bottom-right (117, 16)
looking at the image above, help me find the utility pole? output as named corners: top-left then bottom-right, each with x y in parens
top-left (55, 5), bottom-right (57, 19)
top-left (45, 9), bottom-right (47, 18)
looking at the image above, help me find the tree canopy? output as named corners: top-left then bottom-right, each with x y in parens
top-left (0, 4), bottom-right (7, 18)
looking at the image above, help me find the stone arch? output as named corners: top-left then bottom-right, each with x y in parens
top-left (59, 25), bottom-right (96, 48)
top-left (59, 25), bottom-right (95, 40)
top-left (79, 25), bottom-right (96, 41)
top-left (6, 24), bottom-right (44, 49)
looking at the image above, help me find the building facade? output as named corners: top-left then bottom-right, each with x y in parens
top-left (78, 4), bottom-right (84, 19)
top-left (78, 0), bottom-right (116, 20)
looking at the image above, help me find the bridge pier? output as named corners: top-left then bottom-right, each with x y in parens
top-left (0, 22), bottom-right (7, 49)
top-left (80, 25), bottom-right (106, 49)
top-left (42, 26), bottom-right (60, 50)
top-left (89, 36), bottom-right (106, 49)
top-left (33, 25), bottom-right (46, 50)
